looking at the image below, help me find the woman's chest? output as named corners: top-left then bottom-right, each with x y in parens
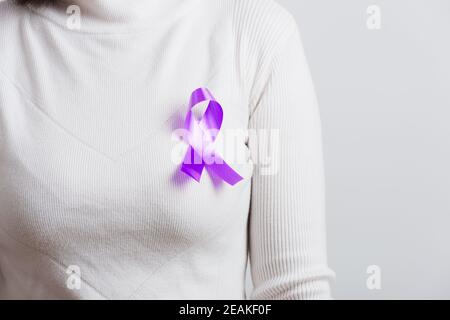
top-left (0, 94), bottom-right (252, 261)
top-left (0, 29), bottom-right (253, 261)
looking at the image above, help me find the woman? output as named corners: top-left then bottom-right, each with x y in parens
top-left (0, 0), bottom-right (334, 299)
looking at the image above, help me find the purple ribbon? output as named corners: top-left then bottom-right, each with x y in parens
top-left (180, 88), bottom-right (243, 186)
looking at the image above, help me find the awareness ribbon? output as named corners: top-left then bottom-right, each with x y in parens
top-left (180, 88), bottom-right (243, 186)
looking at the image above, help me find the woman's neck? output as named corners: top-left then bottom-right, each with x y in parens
top-left (29, 0), bottom-right (198, 34)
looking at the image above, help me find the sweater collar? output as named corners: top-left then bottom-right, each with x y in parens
top-left (29, 0), bottom-right (198, 34)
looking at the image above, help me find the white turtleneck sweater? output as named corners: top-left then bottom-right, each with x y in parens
top-left (0, 0), bottom-right (334, 300)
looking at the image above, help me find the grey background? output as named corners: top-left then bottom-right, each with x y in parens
top-left (275, 0), bottom-right (450, 299)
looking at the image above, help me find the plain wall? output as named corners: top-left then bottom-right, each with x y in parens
top-left (276, 0), bottom-right (450, 299)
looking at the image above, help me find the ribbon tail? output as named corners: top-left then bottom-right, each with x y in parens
top-left (181, 146), bottom-right (205, 182)
top-left (207, 158), bottom-right (244, 186)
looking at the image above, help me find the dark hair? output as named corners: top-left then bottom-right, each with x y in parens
top-left (15, 0), bottom-right (57, 6)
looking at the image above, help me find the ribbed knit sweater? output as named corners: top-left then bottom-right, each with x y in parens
top-left (0, 0), bottom-right (334, 299)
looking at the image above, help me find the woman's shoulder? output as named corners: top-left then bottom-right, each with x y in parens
top-left (230, 0), bottom-right (295, 24)
top-left (215, 0), bottom-right (299, 92)
top-left (222, 0), bottom-right (298, 56)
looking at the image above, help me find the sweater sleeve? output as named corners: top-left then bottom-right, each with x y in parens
top-left (247, 16), bottom-right (335, 300)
